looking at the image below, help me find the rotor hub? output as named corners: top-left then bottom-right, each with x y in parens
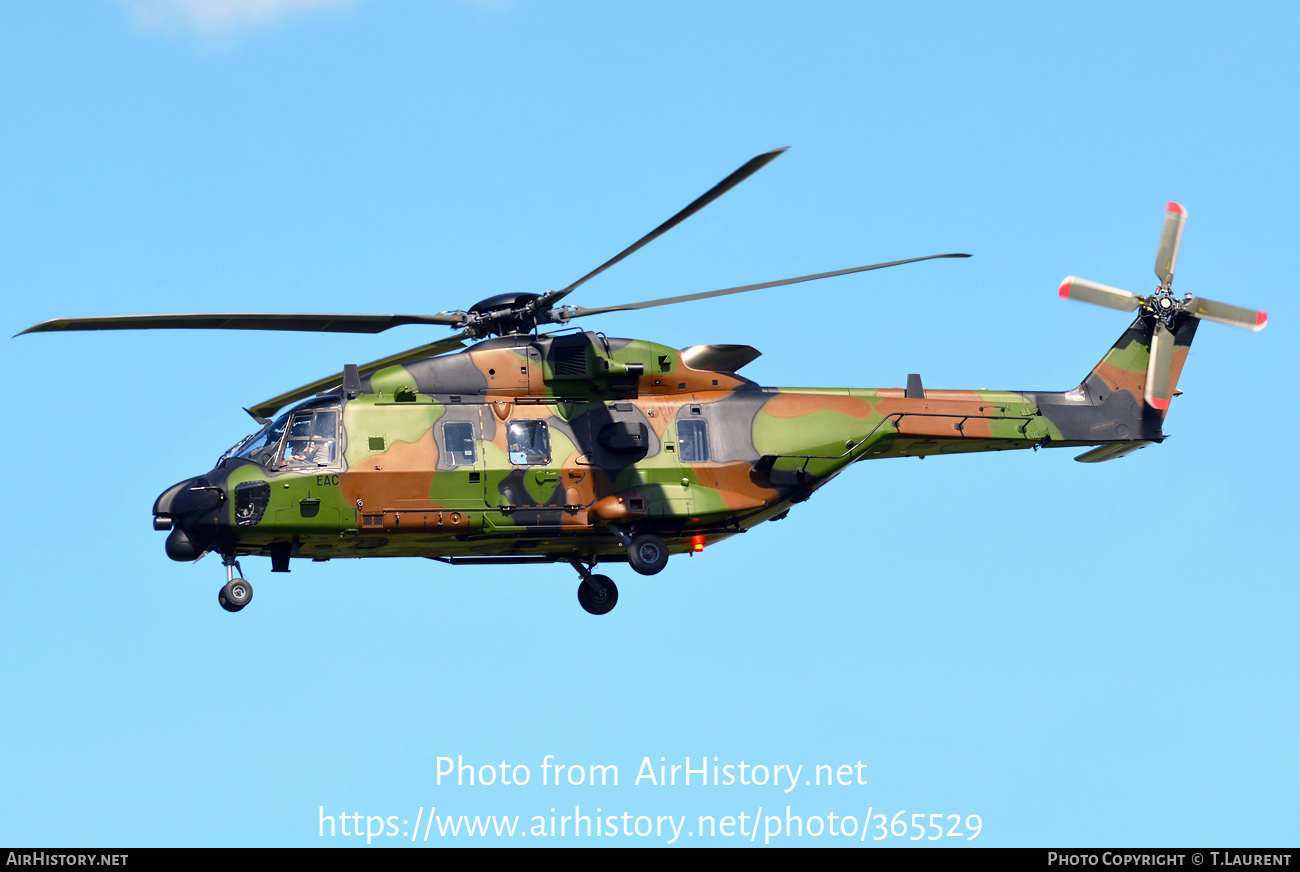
top-left (1142, 290), bottom-right (1186, 327)
top-left (462, 292), bottom-right (549, 338)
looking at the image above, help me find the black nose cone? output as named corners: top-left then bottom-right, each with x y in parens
top-left (154, 477), bottom-right (223, 516)
top-left (154, 476), bottom-right (225, 562)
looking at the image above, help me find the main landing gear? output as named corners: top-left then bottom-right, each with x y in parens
top-left (218, 556), bottom-right (253, 613)
top-left (570, 532), bottom-right (670, 615)
top-left (628, 533), bottom-right (669, 576)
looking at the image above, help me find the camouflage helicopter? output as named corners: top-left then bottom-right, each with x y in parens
top-left (19, 149), bottom-right (1266, 615)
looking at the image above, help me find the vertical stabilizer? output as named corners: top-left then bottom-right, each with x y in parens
top-left (1031, 313), bottom-right (1200, 448)
top-left (1083, 313), bottom-right (1199, 421)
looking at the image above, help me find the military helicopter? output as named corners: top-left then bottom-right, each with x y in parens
top-left (19, 149), bottom-right (1266, 615)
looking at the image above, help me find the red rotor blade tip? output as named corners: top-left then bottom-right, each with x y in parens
top-left (1257, 311), bottom-right (1268, 329)
top-left (1059, 279), bottom-right (1071, 299)
top-left (1166, 202), bottom-right (1185, 214)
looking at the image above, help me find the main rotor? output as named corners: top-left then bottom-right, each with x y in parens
top-left (18, 148), bottom-right (970, 419)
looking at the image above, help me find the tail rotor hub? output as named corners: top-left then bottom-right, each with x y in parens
top-left (1145, 291), bottom-right (1181, 326)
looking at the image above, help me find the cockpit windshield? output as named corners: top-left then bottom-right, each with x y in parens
top-left (220, 400), bottom-right (343, 469)
top-left (224, 413), bottom-right (291, 467)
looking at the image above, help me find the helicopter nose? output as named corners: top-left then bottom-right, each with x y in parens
top-left (153, 476), bottom-right (223, 516)
top-left (154, 476), bottom-right (226, 561)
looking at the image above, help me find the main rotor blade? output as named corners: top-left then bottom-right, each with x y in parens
top-left (536, 148), bottom-right (789, 310)
top-left (16, 312), bottom-right (463, 337)
top-left (1058, 277), bottom-right (1142, 312)
top-left (247, 332), bottom-right (470, 421)
top-left (1184, 296), bottom-right (1268, 331)
top-left (1154, 202), bottom-right (1187, 289)
top-left (1145, 321), bottom-right (1175, 411)
top-left (559, 253), bottom-right (972, 319)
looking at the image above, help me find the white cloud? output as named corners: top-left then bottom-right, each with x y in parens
top-left (124, 0), bottom-right (363, 38)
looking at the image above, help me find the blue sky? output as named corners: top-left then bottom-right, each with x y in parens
top-left (2, 0), bottom-right (1296, 847)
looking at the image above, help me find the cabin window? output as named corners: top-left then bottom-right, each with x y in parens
top-left (507, 420), bottom-right (550, 465)
top-left (678, 419), bottom-right (709, 463)
top-left (279, 408), bottom-right (340, 468)
top-left (443, 422), bottom-right (477, 467)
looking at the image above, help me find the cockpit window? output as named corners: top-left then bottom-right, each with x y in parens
top-left (279, 407), bottom-right (341, 468)
top-left (507, 420), bottom-right (550, 465)
top-left (230, 413), bottom-right (291, 466)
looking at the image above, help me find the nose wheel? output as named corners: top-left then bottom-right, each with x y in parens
top-left (219, 578), bottom-right (253, 612)
top-left (218, 557), bottom-right (253, 613)
top-left (571, 560), bottom-right (618, 615)
top-left (576, 575), bottom-right (618, 615)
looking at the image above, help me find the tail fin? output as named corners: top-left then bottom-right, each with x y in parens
top-left (1034, 314), bottom-right (1201, 448)
top-left (1084, 314), bottom-right (1200, 418)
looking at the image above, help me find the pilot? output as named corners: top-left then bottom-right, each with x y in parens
top-left (287, 437), bottom-right (333, 466)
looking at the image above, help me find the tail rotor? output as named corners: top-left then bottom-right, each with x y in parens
top-left (1060, 202), bottom-right (1266, 411)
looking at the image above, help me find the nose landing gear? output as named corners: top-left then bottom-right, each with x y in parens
top-left (218, 556), bottom-right (253, 613)
top-left (571, 560), bottom-right (618, 616)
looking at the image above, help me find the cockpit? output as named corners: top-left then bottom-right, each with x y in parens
top-left (222, 399), bottom-right (341, 470)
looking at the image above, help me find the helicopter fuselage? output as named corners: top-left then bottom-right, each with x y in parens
top-left (152, 327), bottom-right (1159, 572)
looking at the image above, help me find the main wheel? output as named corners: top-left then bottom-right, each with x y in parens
top-left (219, 577), bottom-right (253, 612)
top-left (576, 575), bottom-right (618, 615)
top-left (628, 533), bottom-right (669, 576)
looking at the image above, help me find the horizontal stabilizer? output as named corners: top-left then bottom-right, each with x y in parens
top-left (1074, 442), bottom-right (1153, 463)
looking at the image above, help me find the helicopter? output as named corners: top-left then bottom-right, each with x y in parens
top-left (19, 149), bottom-right (1266, 615)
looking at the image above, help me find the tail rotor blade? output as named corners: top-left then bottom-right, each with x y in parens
top-left (1185, 296), bottom-right (1268, 332)
top-left (1145, 321), bottom-right (1175, 411)
top-left (1058, 277), bottom-right (1142, 312)
top-left (1154, 202), bottom-right (1187, 289)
